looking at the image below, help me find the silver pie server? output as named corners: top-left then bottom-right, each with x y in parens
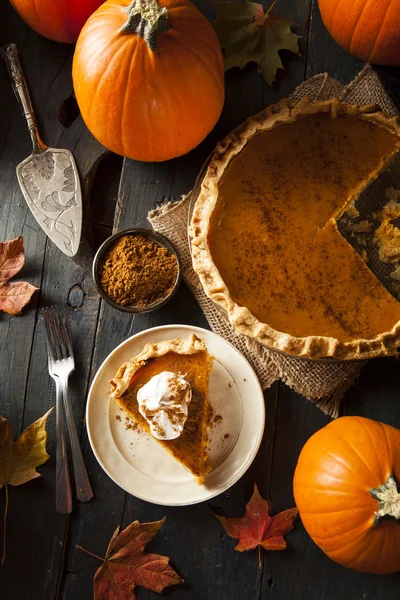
top-left (1, 44), bottom-right (82, 257)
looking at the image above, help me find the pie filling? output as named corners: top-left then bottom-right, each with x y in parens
top-left (118, 351), bottom-right (211, 481)
top-left (208, 113), bottom-right (400, 342)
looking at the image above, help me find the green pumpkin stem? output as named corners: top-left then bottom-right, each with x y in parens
top-left (369, 474), bottom-right (400, 524)
top-left (121, 0), bottom-right (170, 51)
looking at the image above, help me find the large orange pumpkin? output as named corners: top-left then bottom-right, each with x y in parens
top-left (10, 0), bottom-right (105, 43)
top-left (72, 0), bottom-right (224, 162)
top-left (318, 0), bottom-right (400, 66)
top-left (293, 416), bottom-right (400, 574)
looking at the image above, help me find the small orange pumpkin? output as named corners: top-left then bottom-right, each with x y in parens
top-left (318, 0), bottom-right (400, 66)
top-left (293, 416), bottom-right (400, 574)
top-left (10, 0), bottom-right (105, 43)
top-left (72, 0), bottom-right (224, 162)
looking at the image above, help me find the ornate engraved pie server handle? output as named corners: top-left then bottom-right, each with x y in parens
top-left (1, 43), bottom-right (46, 154)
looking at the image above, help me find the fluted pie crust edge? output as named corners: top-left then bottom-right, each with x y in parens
top-left (189, 97), bottom-right (400, 361)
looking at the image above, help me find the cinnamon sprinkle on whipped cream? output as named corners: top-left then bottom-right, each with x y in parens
top-left (137, 371), bottom-right (192, 440)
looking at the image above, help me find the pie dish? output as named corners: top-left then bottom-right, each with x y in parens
top-left (110, 334), bottom-right (213, 484)
top-left (190, 97), bottom-right (400, 360)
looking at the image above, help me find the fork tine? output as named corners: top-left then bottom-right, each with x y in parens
top-left (53, 306), bottom-right (73, 359)
top-left (42, 308), bottom-right (57, 362)
top-left (64, 311), bottom-right (73, 356)
top-left (49, 307), bottom-right (63, 361)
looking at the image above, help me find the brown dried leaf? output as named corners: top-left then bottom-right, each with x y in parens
top-left (0, 281), bottom-right (39, 316)
top-left (0, 236), bottom-right (25, 284)
top-left (79, 518), bottom-right (183, 600)
top-left (0, 236), bottom-right (38, 315)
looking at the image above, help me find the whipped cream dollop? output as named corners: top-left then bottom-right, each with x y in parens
top-left (137, 371), bottom-right (192, 440)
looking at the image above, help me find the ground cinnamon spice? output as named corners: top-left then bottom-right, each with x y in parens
top-left (99, 234), bottom-right (178, 307)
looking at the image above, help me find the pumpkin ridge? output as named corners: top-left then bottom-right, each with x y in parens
top-left (299, 504), bottom-right (373, 516)
top-left (344, 525), bottom-right (391, 572)
top-left (330, 0), bottom-right (348, 40)
top-left (329, 534), bottom-right (371, 565)
top-left (139, 43), bottom-right (158, 158)
top-left (170, 31), bottom-right (224, 98)
top-left (326, 0), bottom-right (341, 31)
top-left (332, 430), bottom-right (381, 483)
top-left (347, 0), bottom-right (374, 56)
top-left (168, 41), bottom-right (211, 126)
top-left (357, 417), bottom-right (389, 481)
top-left (156, 43), bottom-right (182, 156)
top-left (32, 0), bottom-right (41, 24)
top-left (379, 421), bottom-right (394, 476)
top-left (367, 0), bottom-right (393, 62)
top-left (88, 40), bottom-right (129, 140)
top-left (78, 35), bottom-right (124, 87)
top-left (314, 525), bottom-right (368, 549)
top-left (120, 37), bottom-right (143, 157)
top-left (293, 486), bottom-right (354, 495)
top-left (321, 448), bottom-right (362, 475)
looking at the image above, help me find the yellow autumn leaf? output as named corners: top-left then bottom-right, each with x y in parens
top-left (0, 409), bottom-right (53, 488)
top-left (0, 409), bottom-right (53, 564)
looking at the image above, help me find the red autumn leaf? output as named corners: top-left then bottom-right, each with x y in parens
top-left (216, 484), bottom-right (298, 567)
top-left (0, 236), bottom-right (25, 284)
top-left (0, 282), bottom-right (39, 316)
top-left (78, 518), bottom-right (183, 600)
top-left (0, 236), bottom-right (38, 315)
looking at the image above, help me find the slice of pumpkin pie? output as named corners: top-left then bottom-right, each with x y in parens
top-left (110, 334), bottom-right (213, 485)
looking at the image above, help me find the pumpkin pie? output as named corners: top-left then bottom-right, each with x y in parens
top-left (190, 98), bottom-right (400, 360)
top-left (110, 335), bottom-right (213, 484)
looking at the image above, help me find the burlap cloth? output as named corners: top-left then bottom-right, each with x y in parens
top-left (148, 66), bottom-right (398, 418)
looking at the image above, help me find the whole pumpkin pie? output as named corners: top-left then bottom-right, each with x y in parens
top-left (110, 335), bottom-right (213, 484)
top-left (190, 98), bottom-right (400, 360)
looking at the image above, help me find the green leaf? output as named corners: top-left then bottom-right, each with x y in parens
top-left (213, 0), bottom-right (301, 85)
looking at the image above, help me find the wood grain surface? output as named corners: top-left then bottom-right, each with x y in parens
top-left (0, 1), bottom-right (400, 599)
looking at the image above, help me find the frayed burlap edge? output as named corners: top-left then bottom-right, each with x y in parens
top-left (148, 65), bottom-right (397, 418)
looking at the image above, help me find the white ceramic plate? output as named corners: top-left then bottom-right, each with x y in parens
top-left (86, 325), bottom-right (265, 506)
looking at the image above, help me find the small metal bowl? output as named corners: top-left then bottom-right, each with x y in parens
top-left (92, 228), bottom-right (182, 313)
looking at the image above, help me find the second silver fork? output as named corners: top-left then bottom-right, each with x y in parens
top-left (43, 307), bottom-right (93, 506)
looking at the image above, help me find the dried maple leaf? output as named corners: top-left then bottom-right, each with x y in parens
top-left (78, 518), bottom-right (183, 600)
top-left (213, 0), bottom-right (301, 85)
top-left (0, 409), bottom-right (53, 564)
top-left (0, 236), bottom-right (38, 315)
top-left (0, 236), bottom-right (25, 284)
top-left (0, 281), bottom-right (39, 316)
top-left (216, 484), bottom-right (298, 567)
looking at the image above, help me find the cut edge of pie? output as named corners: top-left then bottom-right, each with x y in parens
top-left (110, 334), bottom-right (213, 485)
top-left (190, 97), bottom-right (400, 361)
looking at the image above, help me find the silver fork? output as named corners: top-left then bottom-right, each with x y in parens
top-left (44, 307), bottom-right (93, 503)
top-left (43, 311), bottom-right (72, 515)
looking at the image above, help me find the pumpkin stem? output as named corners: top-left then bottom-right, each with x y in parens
top-left (369, 474), bottom-right (400, 524)
top-left (121, 0), bottom-right (170, 51)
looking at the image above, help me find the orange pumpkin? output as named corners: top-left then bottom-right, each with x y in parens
top-left (72, 0), bottom-right (224, 162)
top-left (293, 416), bottom-right (400, 574)
top-left (10, 0), bottom-right (105, 43)
top-left (318, 0), bottom-right (400, 66)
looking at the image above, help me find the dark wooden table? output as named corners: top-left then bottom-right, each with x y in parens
top-left (1, 2), bottom-right (400, 599)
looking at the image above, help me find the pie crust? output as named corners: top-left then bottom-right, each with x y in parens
top-left (190, 97), bottom-right (400, 360)
top-left (110, 334), bottom-right (213, 484)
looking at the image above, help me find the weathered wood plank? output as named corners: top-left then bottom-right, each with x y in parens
top-left (0, 4), bottom-right (105, 598)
